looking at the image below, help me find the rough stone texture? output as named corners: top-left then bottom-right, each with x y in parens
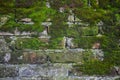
top-left (110, 66), bottom-right (120, 76)
top-left (0, 15), bottom-right (10, 27)
top-left (92, 49), bottom-right (104, 61)
top-left (0, 36), bottom-right (11, 53)
top-left (0, 64), bottom-right (18, 77)
top-left (20, 18), bottom-right (34, 25)
top-left (0, 48), bottom-right (103, 64)
top-left (0, 64), bottom-right (71, 79)
top-left (0, 63), bottom-right (119, 80)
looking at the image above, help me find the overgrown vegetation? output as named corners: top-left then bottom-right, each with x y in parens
top-left (15, 38), bottom-right (48, 50)
top-left (0, 0), bottom-right (120, 75)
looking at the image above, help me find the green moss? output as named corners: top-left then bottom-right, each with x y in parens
top-left (73, 60), bottom-right (111, 75)
top-left (81, 26), bottom-right (98, 36)
top-left (48, 52), bottom-right (83, 63)
top-left (49, 37), bottom-right (63, 49)
top-left (15, 38), bottom-right (47, 50)
top-left (0, 0), bottom-right (120, 76)
top-left (74, 36), bottom-right (101, 48)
